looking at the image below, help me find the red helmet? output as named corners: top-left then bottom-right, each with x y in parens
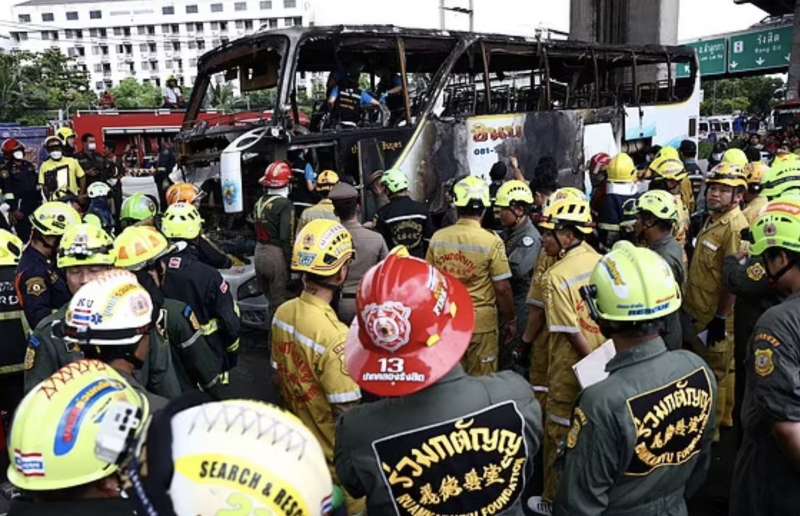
top-left (259, 160), bottom-right (292, 188)
top-left (589, 152), bottom-right (611, 175)
top-left (1, 138), bottom-right (23, 158)
top-left (346, 248), bottom-right (474, 397)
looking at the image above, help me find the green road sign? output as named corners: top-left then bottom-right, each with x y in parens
top-left (729, 26), bottom-right (792, 73)
top-left (677, 38), bottom-right (727, 78)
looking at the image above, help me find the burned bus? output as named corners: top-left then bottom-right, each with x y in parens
top-left (177, 25), bottom-right (699, 219)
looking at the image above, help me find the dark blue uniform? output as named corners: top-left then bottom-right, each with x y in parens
top-left (15, 245), bottom-right (70, 329)
top-left (0, 265), bottom-right (29, 427)
top-left (0, 159), bottom-right (39, 242)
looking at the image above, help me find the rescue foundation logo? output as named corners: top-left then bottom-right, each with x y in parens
top-left (14, 450), bottom-right (45, 477)
top-left (362, 302), bottom-right (412, 352)
top-left (54, 378), bottom-right (126, 456)
top-left (372, 401), bottom-right (528, 515)
top-left (625, 367), bottom-right (713, 476)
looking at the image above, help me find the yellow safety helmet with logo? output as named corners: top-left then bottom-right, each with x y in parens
top-left (538, 187), bottom-right (593, 234)
top-left (750, 197), bottom-right (800, 257)
top-left (582, 240), bottom-right (681, 323)
top-left (607, 153), bottom-right (637, 183)
top-left (381, 168), bottom-right (409, 194)
top-left (636, 190), bottom-right (679, 222)
top-left (723, 148), bottom-right (748, 168)
top-left (453, 175), bottom-right (491, 209)
top-left (654, 146), bottom-right (680, 161)
top-left (55, 126), bottom-right (76, 144)
top-left (57, 223), bottom-right (116, 269)
top-left (707, 162), bottom-right (747, 189)
top-left (649, 156), bottom-right (688, 181)
top-left (762, 153), bottom-right (800, 199)
top-left (161, 202), bottom-right (203, 240)
top-left (30, 201), bottom-right (82, 237)
top-left (291, 219), bottom-right (354, 277)
top-left (494, 179), bottom-right (533, 208)
top-left (7, 359), bottom-right (149, 491)
top-left (115, 226), bottom-right (173, 271)
top-left (0, 229), bottom-right (23, 267)
top-left (316, 170), bottom-right (340, 192)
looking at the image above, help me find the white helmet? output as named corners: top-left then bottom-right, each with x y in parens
top-left (119, 399), bottom-right (334, 515)
top-left (87, 181), bottom-right (112, 198)
top-left (64, 270), bottom-right (153, 346)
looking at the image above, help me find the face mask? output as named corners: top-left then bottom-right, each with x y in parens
top-left (87, 143), bottom-right (97, 151)
top-left (12, 150), bottom-right (23, 160)
top-left (49, 151), bottom-right (62, 160)
top-left (712, 153), bottom-right (722, 160)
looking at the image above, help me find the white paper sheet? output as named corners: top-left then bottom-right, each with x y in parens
top-left (572, 340), bottom-right (617, 389)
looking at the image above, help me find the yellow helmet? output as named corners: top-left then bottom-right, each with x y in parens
top-left (707, 162), bottom-right (747, 189)
top-left (539, 187), bottom-right (593, 234)
top-left (723, 148), bottom-right (748, 168)
top-left (83, 213), bottom-right (103, 229)
top-left (316, 170), bottom-right (340, 192)
top-left (291, 219), bottom-right (354, 276)
top-left (649, 157), bottom-right (688, 181)
top-left (55, 126), bottom-right (76, 144)
top-left (744, 161), bottom-right (769, 187)
top-left (453, 176), bottom-right (491, 208)
top-left (583, 240), bottom-right (681, 322)
top-left (161, 202), bottom-right (203, 240)
top-left (7, 359), bottom-right (149, 491)
top-left (57, 223), bottom-right (116, 269)
top-left (654, 146), bottom-right (680, 161)
top-left (637, 190), bottom-right (679, 222)
top-left (494, 180), bottom-right (533, 208)
top-left (0, 229), bottom-right (22, 267)
top-left (30, 201), bottom-right (82, 237)
top-left (607, 153), bottom-right (637, 183)
top-left (115, 226), bottom-right (172, 271)
top-left (762, 153), bottom-right (800, 199)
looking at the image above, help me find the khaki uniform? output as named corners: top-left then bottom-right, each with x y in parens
top-left (684, 206), bottom-right (748, 431)
top-left (338, 220), bottom-right (388, 324)
top-left (533, 242), bottom-right (605, 502)
top-left (674, 194), bottom-right (691, 246)
top-left (526, 253), bottom-right (556, 410)
top-left (297, 198), bottom-right (338, 231)
top-left (680, 176), bottom-right (696, 216)
top-left (426, 218), bottom-right (511, 376)
top-left (742, 194), bottom-right (768, 225)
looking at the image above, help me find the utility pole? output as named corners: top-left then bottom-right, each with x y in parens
top-left (787, 0), bottom-right (800, 99)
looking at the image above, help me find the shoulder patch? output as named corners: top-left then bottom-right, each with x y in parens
top-left (219, 280), bottom-right (229, 294)
top-left (25, 277), bottom-right (47, 297)
top-left (168, 257), bottom-right (182, 269)
top-left (566, 407), bottom-right (588, 449)
top-left (754, 332), bottom-right (781, 348)
top-left (521, 236), bottom-right (535, 247)
top-left (754, 348), bottom-right (775, 377)
top-left (183, 305), bottom-right (201, 331)
top-left (746, 262), bottom-right (766, 282)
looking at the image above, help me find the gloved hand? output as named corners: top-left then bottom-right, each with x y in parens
top-left (705, 315), bottom-right (727, 347)
top-left (510, 337), bottom-right (532, 378)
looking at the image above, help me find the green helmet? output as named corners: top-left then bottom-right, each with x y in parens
top-left (57, 223), bottom-right (116, 269)
top-left (161, 202), bottom-right (203, 240)
top-left (453, 176), bottom-right (490, 209)
top-left (121, 193), bottom-right (157, 225)
top-left (762, 153), bottom-right (800, 200)
top-left (637, 190), bottom-right (678, 222)
top-left (381, 168), bottom-right (409, 194)
top-left (583, 241), bottom-right (681, 322)
top-left (750, 197), bottom-right (800, 256)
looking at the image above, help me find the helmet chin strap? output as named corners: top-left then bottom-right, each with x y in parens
top-left (554, 227), bottom-right (580, 259)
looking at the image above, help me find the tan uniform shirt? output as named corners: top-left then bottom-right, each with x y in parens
top-left (426, 218), bottom-right (511, 333)
top-left (527, 253), bottom-right (557, 398)
top-left (742, 195), bottom-right (768, 225)
top-left (297, 199), bottom-right (338, 231)
top-left (271, 291), bottom-right (361, 465)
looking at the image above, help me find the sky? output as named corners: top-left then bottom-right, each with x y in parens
top-left (1, 0), bottom-right (772, 42)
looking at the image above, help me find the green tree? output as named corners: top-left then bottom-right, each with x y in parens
top-left (209, 83), bottom-right (235, 112)
top-left (700, 76), bottom-right (784, 116)
top-left (110, 78), bottom-right (163, 109)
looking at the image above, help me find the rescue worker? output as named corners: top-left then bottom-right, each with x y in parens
top-left (119, 192), bottom-right (157, 229)
top-left (165, 181), bottom-right (202, 206)
top-left (115, 226), bottom-right (227, 396)
top-left (654, 145), bottom-right (696, 217)
top-left (0, 230), bottom-right (28, 429)
top-left (161, 201), bottom-right (232, 269)
top-left (24, 224), bottom-right (182, 401)
top-left (374, 168), bottom-right (433, 259)
top-left (483, 160), bottom-right (508, 231)
top-left (554, 241), bottom-right (717, 515)
top-left (723, 147), bottom-right (749, 168)
top-left (647, 154), bottom-right (692, 248)
top-left (75, 133), bottom-right (116, 186)
top-left (38, 136), bottom-right (86, 200)
top-left (270, 218), bottom-right (363, 513)
top-left (55, 126), bottom-right (78, 157)
top-left (618, 197), bottom-right (639, 243)
top-left (1, 138), bottom-right (39, 241)
top-left (161, 221), bottom-right (241, 374)
top-left (253, 160), bottom-right (295, 312)
top-left (597, 152), bottom-right (639, 250)
top-left (730, 197), bottom-right (800, 515)
top-left (631, 190), bottom-right (685, 350)
top-left (683, 162), bottom-right (749, 435)
top-left (528, 187), bottom-right (605, 504)
top-left (15, 201), bottom-right (81, 329)
top-left (329, 181), bottom-right (387, 324)
top-left (494, 179), bottom-right (541, 344)
top-left (742, 160), bottom-right (769, 224)
top-left (680, 139), bottom-right (704, 213)
top-left (426, 176), bottom-right (514, 376)
top-left (335, 248), bottom-right (543, 515)
top-left (86, 181), bottom-right (115, 235)
top-left (6, 360), bottom-right (146, 515)
top-left (100, 398), bottom-right (335, 516)
top-left (587, 152), bottom-right (611, 216)
top-left (297, 169), bottom-right (339, 230)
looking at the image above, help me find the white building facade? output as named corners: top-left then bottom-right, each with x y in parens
top-left (9, 0), bottom-right (306, 92)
